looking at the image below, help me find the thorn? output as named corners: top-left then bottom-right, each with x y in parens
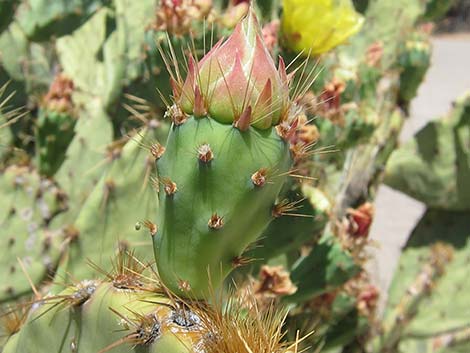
top-left (17, 258), bottom-right (41, 301)
top-left (208, 213), bottom-right (224, 230)
top-left (275, 116), bottom-right (299, 142)
top-left (142, 220), bottom-right (158, 237)
top-left (272, 198), bottom-right (304, 218)
top-left (150, 142), bottom-right (165, 160)
top-left (164, 104), bottom-right (188, 126)
top-left (177, 279), bottom-right (191, 292)
top-left (231, 256), bottom-right (254, 269)
top-left (197, 143), bottom-right (214, 163)
top-left (162, 178), bottom-right (178, 196)
top-left (234, 105), bottom-right (252, 131)
top-left (64, 225), bottom-right (80, 244)
top-left (251, 168), bottom-right (268, 187)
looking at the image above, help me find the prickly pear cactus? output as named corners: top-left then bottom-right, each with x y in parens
top-left (385, 92), bottom-right (470, 210)
top-left (0, 166), bottom-right (65, 301)
top-left (3, 252), bottom-right (296, 353)
top-left (154, 11), bottom-right (299, 299)
top-left (16, 0), bottom-right (108, 42)
top-left (1, 0), bottom-right (465, 352)
top-left (56, 128), bottom-right (161, 283)
top-left (378, 210), bottom-right (470, 353)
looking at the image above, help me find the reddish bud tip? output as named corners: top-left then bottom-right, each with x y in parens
top-left (193, 85), bottom-right (207, 118)
top-left (234, 105), bottom-right (252, 131)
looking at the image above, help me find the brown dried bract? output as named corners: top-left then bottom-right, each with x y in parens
top-left (164, 104), bottom-right (188, 126)
top-left (347, 202), bottom-right (374, 238)
top-left (254, 265), bottom-right (297, 296)
top-left (153, 0), bottom-right (213, 36)
top-left (43, 73), bottom-right (75, 113)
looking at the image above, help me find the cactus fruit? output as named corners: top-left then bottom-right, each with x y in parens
top-left (154, 11), bottom-right (299, 299)
top-left (281, 0), bottom-right (364, 55)
top-left (36, 74), bottom-right (77, 177)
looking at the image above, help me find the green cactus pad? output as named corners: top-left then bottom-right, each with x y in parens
top-left (246, 184), bottom-right (331, 265)
top-left (3, 282), bottom-right (200, 353)
top-left (51, 99), bottom-right (114, 225)
top-left (398, 32), bottom-right (431, 105)
top-left (0, 167), bottom-right (65, 302)
top-left (16, 0), bottom-right (108, 42)
top-left (385, 93), bottom-right (470, 210)
top-left (55, 128), bottom-right (159, 283)
top-left (36, 109), bottom-right (77, 177)
top-left (57, 1), bottom-right (154, 110)
top-left (154, 116), bottom-right (292, 298)
top-left (285, 234), bottom-right (360, 303)
top-left (0, 0), bottom-right (18, 34)
top-left (383, 209), bottom-right (470, 353)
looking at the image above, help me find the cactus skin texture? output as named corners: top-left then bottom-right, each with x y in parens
top-left (380, 209), bottom-right (470, 353)
top-left (0, 166), bottom-right (66, 302)
top-left (3, 281), bottom-right (202, 353)
top-left (3, 252), bottom-right (295, 353)
top-left (0, 0), bottom-right (18, 33)
top-left (385, 92), bottom-right (470, 210)
top-left (154, 11), bottom-right (296, 299)
top-left (245, 184), bottom-right (331, 266)
top-left (285, 233), bottom-right (360, 303)
top-left (16, 0), bottom-right (109, 42)
top-left (155, 117), bottom-right (291, 299)
top-left (36, 74), bottom-right (77, 177)
top-left (422, 0), bottom-right (456, 21)
top-left (54, 127), bottom-right (162, 283)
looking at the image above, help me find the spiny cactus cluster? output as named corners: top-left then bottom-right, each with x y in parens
top-left (1, 0), bottom-right (469, 352)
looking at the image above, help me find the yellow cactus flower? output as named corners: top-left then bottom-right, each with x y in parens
top-left (282, 0), bottom-right (364, 55)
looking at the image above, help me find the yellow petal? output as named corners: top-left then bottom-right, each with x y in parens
top-left (282, 0), bottom-right (364, 55)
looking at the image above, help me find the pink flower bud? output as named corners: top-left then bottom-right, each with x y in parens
top-left (179, 11), bottom-right (288, 129)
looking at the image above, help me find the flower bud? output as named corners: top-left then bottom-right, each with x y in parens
top-left (179, 11), bottom-right (289, 129)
